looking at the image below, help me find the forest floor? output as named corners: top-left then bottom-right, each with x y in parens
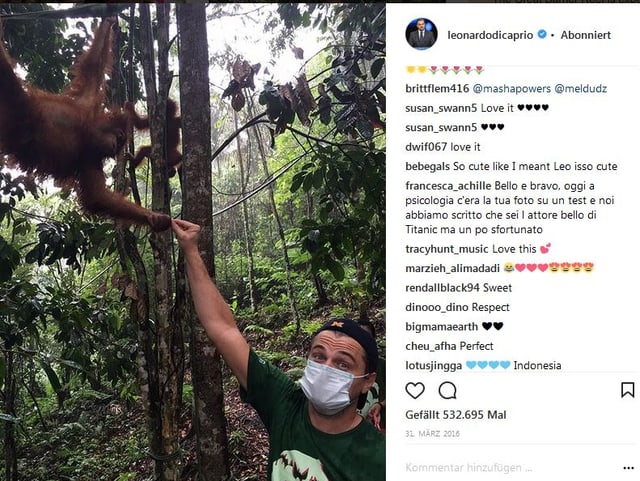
top-left (15, 309), bottom-right (385, 480)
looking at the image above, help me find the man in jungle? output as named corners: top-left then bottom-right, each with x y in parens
top-left (171, 218), bottom-right (385, 481)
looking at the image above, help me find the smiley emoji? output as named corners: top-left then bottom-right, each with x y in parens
top-left (583, 262), bottom-right (594, 272)
top-left (504, 262), bottom-right (514, 273)
top-left (549, 262), bottom-right (560, 272)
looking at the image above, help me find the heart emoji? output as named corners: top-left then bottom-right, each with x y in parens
top-left (477, 361), bottom-right (488, 369)
top-left (515, 264), bottom-right (525, 272)
top-left (526, 264), bottom-right (537, 272)
top-left (538, 263), bottom-right (548, 272)
top-left (500, 361), bottom-right (511, 369)
top-left (489, 361), bottom-right (499, 369)
top-left (405, 382), bottom-right (425, 399)
top-left (466, 361), bottom-right (477, 369)
top-left (540, 243), bottom-right (551, 254)
top-left (493, 322), bottom-right (504, 330)
top-left (482, 322), bottom-right (492, 330)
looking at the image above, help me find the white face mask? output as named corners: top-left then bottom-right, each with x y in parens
top-left (300, 360), bottom-right (369, 416)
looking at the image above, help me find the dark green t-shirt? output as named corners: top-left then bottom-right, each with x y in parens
top-left (241, 350), bottom-right (386, 481)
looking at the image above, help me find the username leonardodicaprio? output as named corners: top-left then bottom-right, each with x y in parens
top-left (447, 29), bottom-right (612, 41)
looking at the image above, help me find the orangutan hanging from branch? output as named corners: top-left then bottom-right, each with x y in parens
top-left (0, 16), bottom-right (171, 231)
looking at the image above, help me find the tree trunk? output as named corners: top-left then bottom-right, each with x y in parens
top-left (112, 10), bottom-right (166, 477)
top-left (233, 110), bottom-right (257, 312)
top-left (248, 102), bottom-right (300, 327)
top-left (3, 350), bottom-right (18, 481)
top-left (303, 191), bottom-right (328, 306)
top-left (177, 4), bottom-right (231, 480)
top-left (139, 6), bottom-right (182, 480)
top-left (313, 273), bottom-right (329, 306)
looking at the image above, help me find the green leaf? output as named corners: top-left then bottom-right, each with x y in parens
top-left (302, 173), bottom-right (315, 192)
top-left (312, 169), bottom-right (324, 189)
top-left (0, 413), bottom-right (20, 423)
top-left (0, 236), bottom-right (20, 282)
top-left (39, 360), bottom-right (62, 393)
top-left (0, 202), bottom-right (11, 222)
top-left (58, 359), bottom-right (87, 372)
top-left (290, 172), bottom-right (305, 193)
top-left (327, 258), bottom-right (345, 281)
top-left (301, 11), bottom-right (311, 28)
top-left (337, 19), bottom-right (350, 32)
top-left (356, 119), bottom-right (374, 139)
top-left (371, 58), bottom-right (385, 79)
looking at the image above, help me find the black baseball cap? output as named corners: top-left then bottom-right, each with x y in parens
top-left (314, 317), bottom-right (378, 373)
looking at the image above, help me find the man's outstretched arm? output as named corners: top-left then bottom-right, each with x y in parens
top-left (172, 218), bottom-right (250, 389)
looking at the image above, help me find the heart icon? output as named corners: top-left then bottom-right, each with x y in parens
top-left (542, 104), bottom-right (549, 111)
top-left (538, 263), bottom-right (548, 272)
top-left (489, 361), bottom-right (499, 369)
top-left (466, 361), bottom-right (477, 369)
top-left (515, 264), bottom-right (525, 272)
top-left (477, 361), bottom-right (488, 369)
top-left (500, 361), bottom-right (511, 369)
top-left (526, 264), bottom-right (537, 272)
top-left (405, 382), bottom-right (425, 399)
top-left (482, 322), bottom-right (492, 330)
top-left (493, 322), bottom-right (503, 330)
top-left (540, 242), bottom-right (551, 254)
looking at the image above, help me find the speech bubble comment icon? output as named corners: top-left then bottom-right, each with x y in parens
top-left (438, 381), bottom-right (457, 400)
top-left (405, 381), bottom-right (425, 399)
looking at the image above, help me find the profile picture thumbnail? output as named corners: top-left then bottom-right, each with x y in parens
top-left (406, 18), bottom-right (437, 50)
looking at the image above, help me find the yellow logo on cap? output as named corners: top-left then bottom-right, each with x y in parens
top-left (331, 321), bottom-right (344, 328)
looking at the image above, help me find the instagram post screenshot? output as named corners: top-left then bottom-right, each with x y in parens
top-left (1, 3), bottom-right (388, 481)
top-left (388, 3), bottom-right (639, 480)
top-left (1, 3), bottom-right (638, 481)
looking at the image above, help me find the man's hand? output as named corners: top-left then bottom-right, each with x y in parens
top-left (368, 402), bottom-right (383, 432)
top-left (172, 218), bottom-right (201, 252)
